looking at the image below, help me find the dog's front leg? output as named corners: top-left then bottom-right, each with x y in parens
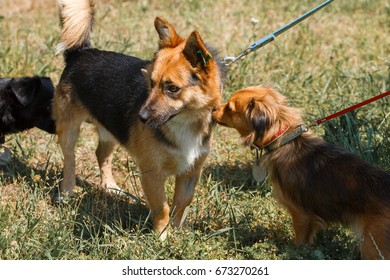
top-left (289, 209), bottom-right (317, 246)
top-left (140, 171), bottom-right (170, 239)
top-left (172, 154), bottom-right (207, 228)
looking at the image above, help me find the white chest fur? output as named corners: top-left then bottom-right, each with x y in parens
top-left (168, 117), bottom-right (210, 175)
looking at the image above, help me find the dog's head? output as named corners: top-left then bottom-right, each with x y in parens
top-left (139, 17), bottom-right (224, 128)
top-left (0, 77), bottom-right (56, 134)
top-left (212, 86), bottom-right (302, 147)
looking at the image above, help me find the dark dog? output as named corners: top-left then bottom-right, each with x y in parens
top-left (55, 0), bottom-right (224, 238)
top-left (212, 86), bottom-right (390, 259)
top-left (0, 76), bottom-right (55, 164)
top-left (0, 76), bottom-right (55, 140)
top-left (0, 76), bottom-right (55, 137)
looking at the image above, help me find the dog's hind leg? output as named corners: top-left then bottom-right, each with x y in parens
top-left (360, 218), bottom-right (390, 259)
top-left (96, 124), bottom-right (121, 193)
top-left (56, 115), bottom-right (82, 200)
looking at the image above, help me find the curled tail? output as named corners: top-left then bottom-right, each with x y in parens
top-left (56, 0), bottom-right (96, 55)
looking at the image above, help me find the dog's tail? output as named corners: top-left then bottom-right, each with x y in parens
top-left (56, 0), bottom-right (96, 56)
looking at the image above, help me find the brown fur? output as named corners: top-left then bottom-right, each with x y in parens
top-left (54, 0), bottom-right (223, 238)
top-left (213, 86), bottom-right (390, 259)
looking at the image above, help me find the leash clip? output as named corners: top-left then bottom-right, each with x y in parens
top-left (251, 144), bottom-right (263, 164)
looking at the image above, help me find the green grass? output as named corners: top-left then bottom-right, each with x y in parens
top-left (0, 0), bottom-right (389, 260)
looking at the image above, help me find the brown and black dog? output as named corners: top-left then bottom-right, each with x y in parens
top-left (54, 0), bottom-right (224, 238)
top-left (212, 86), bottom-right (390, 259)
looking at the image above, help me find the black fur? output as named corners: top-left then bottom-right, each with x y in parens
top-left (61, 49), bottom-right (150, 145)
top-left (0, 76), bottom-right (56, 141)
top-left (246, 98), bottom-right (269, 143)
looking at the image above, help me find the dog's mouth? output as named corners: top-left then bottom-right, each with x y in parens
top-left (217, 121), bottom-right (227, 126)
top-left (213, 119), bottom-right (227, 127)
top-left (34, 116), bottom-right (56, 134)
top-left (141, 111), bottom-right (180, 128)
top-left (211, 111), bottom-right (225, 126)
top-left (160, 112), bottom-right (179, 126)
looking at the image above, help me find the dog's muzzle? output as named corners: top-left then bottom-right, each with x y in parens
top-left (139, 106), bottom-right (179, 128)
top-left (138, 108), bottom-right (150, 124)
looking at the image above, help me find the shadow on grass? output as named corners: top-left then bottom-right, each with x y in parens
top-left (277, 228), bottom-right (361, 260)
top-left (0, 157), bottom-right (152, 243)
top-left (71, 183), bottom-right (152, 242)
top-left (225, 214), bottom-right (361, 259)
top-left (203, 162), bottom-right (271, 194)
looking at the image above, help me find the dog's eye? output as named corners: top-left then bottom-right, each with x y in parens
top-left (165, 85), bottom-right (180, 95)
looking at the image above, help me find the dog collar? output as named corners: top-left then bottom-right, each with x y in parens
top-left (267, 125), bottom-right (290, 144)
top-left (252, 124), bottom-right (307, 153)
top-left (264, 124), bottom-right (307, 152)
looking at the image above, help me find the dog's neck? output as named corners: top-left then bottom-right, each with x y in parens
top-left (0, 133), bottom-right (4, 145)
top-left (253, 124), bottom-right (307, 152)
top-left (157, 110), bottom-right (213, 174)
top-left (264, 126), bottom-right (290, 147)
top-left (162, 109), bottom-right (214, 148)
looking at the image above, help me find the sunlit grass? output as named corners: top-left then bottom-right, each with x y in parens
top-left (0, 0), bottom-right (388, 259)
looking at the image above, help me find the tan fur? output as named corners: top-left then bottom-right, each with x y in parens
top-left (213, 86), bottom-right (390, 259)
top-left (56, 0), bottom-right (95, 53)
top-left (54, 1), bottom-right (223, 238)
top-left (133, 17), bottom-right (223, 235)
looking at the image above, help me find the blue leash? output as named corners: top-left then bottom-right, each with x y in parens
top-left (223, 0), bottom-right (334, 66)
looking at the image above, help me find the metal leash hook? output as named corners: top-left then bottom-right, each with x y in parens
top-left (223, 0), bottom-right (334, 67)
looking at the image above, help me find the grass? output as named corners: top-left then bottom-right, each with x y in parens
top-left (0, 0), bottom-right (389, 260)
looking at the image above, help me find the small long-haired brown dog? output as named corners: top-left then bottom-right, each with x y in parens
top-left (55, 0), bottom-right (224, 238)
top-left (212, 86), bottom-right (390, 259)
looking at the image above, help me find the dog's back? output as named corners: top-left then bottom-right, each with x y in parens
top-left (270, 134), bottom-right (390, 220)
top-left (59, 48), bottom-right (149, 144)
top-left (56, 0), bottom-right (150, 144)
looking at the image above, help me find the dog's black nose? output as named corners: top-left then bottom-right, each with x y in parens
top-left (138, 109), bottom-right (149, 123)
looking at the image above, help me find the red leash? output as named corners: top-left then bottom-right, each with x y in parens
top-left (310, 90), bottom-right (390, 127)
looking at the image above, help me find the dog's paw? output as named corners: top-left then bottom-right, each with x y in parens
top-left (159, 228), bottom-right (169, 241)
top-left (52, 189), bottom-right (76, 204)
top-left (0, 146), bottom-right (12, 166)
top-left (52, 192), bottom-right (67, 204)
top-left (103, 182), bottom-right (123, 195)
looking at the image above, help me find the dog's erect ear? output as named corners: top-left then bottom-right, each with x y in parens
top-left (10, 78), bottom-right (39, 106)
top-left (245, 98), bottom-right (269, 145)
top-left (183, 31), bottom-right (213, 69)
top-left (154, 17), bottom-right (183, 49)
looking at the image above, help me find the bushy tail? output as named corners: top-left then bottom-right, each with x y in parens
top-left (56, 0), bottom-right (96, 55)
